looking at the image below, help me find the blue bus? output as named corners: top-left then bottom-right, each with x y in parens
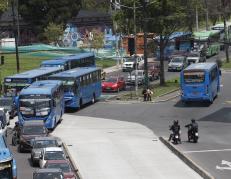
top-left (3, 67), bottom-right (62, 99)
top-left (0, 134), bottom-right (17, 179)
top-left (18, 80), bottom-right (64, 129)
top-left (49, 67), bottom-right (101, 108)
top-left (40, 52), bottom-right (96, 70)
top-left (180, 62), bottom-right (220, 103)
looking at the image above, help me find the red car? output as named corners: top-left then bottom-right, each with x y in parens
top-left (102, 77), bottom-right (126, 92)
top-left (44, 160), bottom-right (76, 179)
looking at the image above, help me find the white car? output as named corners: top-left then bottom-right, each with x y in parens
top-left (39, 147), bottom-right (66, 168)
top-left (122, 55), bottom-right (143, 72)
top-left (126, 70), bottom-right (145, 85)
top-left (168, 56), bottom-right (187, 71)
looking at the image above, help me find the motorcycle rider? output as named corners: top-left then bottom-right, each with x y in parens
top-left (185, 119), bottom-right (198, 139)
top-left (168, 120), bottom-right (181, 143)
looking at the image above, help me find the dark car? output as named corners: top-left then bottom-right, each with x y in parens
top-left (45, 160), bottom-right (76, 179)
top-left (0, 97), bottom-right (17, 119)
top-left (33, 168), bottom-right (64, 179)
top-left (19, 121), bottom-right (49, 152)
top-left (31, 136), bottom-right (60, 166)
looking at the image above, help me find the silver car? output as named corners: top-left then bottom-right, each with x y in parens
top-left (31, 137), bottom-right (61, 166)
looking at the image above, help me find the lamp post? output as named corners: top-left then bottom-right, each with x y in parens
top-left (142, 0), bottom-right (149, 89)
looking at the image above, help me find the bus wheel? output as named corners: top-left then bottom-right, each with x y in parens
top-left (92, 94), bottom-right (96, 104)
top-left (79, 98), bottom-right (83, 109)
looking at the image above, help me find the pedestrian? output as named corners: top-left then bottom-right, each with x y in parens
top-left (142, 88), bottom-right (147, 101)
top-left (147, 88), bottom-right (153, 101)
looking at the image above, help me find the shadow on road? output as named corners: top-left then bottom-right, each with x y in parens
top-left (174, 100), bottom-right (211, 108)
top-left (198, 107), bottom-right (231, 123)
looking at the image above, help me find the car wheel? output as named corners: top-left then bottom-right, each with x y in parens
top-left (92, 94), bottom-right (96, 104)
top-left (19, 144), bottom-right (24, 153)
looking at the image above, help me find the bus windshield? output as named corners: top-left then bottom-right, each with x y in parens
top-left (184, 71), bottom-right (205, 83)
top-left (20, 98), bottom-right (51, 117)
top-left (62, 80), bottom-right (76, 93)
top-left (0, 161), bottom-right (12, 179)
top-left (4, 85), bottom-right (25, 97)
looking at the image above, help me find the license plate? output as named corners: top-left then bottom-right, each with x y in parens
top-left (106, 87), bottom-right (111, 90)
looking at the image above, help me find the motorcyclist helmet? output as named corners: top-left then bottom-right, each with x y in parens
top-left (191, 119), bottom-right (195, 123)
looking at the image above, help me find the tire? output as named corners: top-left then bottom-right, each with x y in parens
top-left (92, 94), bottom-right (96, 104)
top-left (79, 98), bottom-right (83, 109)
top-left (31, 157), bottom-right (35, 167)
top-left (19, 144), bottom-right (24, 153)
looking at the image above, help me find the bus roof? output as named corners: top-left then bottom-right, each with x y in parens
top-left (20, 80), bottom-right (62, 95)
top-left (193, 30), bottom-right (220, 40)
top-left (0, 135), bottom-right (12, 161)
top-left (184, 62), bottom-right (217, 71)
top-left (41, 52), bottom-right (95, 65)
top-left (211, 22), bottom-right (231, 29)
top-left (5, 67), bottom-right (61, 79)
top-left (50, 67), bottom-right (100, 78)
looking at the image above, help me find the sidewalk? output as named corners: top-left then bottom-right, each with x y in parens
top-left (103, 65), bottom-right (122, 74)
top-left (53, 115), bottom-right (202, 179)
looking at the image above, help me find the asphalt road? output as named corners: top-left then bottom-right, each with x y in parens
top-left (6, 50), bottom-right (229, 179)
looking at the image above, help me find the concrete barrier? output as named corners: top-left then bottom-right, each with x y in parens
top-left (159, 137), bottom-right (215, 179)
top-left (63, 142), bottom-right (83, 179)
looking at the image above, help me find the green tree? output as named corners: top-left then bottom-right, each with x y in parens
top-left (147, 0), bottom-right (187, 85)
top-left (91, 29), bottom-right (104, 54)
top-left (82, 0), bottom-right (110, 12)
top-left (18, 0), bottom-right (81, 40)
top-left (0, 0), bottom-right (7, 14)
top-left (44, 23), bottom-right (63, 45)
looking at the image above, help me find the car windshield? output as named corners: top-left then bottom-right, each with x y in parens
top-left (0, 161), bottom-right (12, 179)
top-left (44, 151), bottom-right (65, 160)
top-left (34, 140), bottom-right (57, 148)
top-left (171, 57), bottom-right (184, 63)
top-left (105, 78), bottom-right (117, 82)
top-left (23, 126), bottom-right (46, 135)
top-left (184, 71), bottom-right (205, 83)
top-left (33, 172), bottom-right (64, 179)
top-left (20, 98), bottom-right (51, 117)
top-left (125, 58), bottom-right (134, 62)
top-left (46, 163), bottom-right (71, 173)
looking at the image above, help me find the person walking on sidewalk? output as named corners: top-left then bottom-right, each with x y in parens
top-left (142, 88), bottom-right (147, 101)
top-left (147, 88), bottom-right (153, 101)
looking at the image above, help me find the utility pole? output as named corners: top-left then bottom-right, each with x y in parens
top-left (11, 0), bottom-right (20, 73)
top-left (143, 0), bottom-right (149, 89)
top-left (195, 5), bottom-right (199, 31)
top-left (134, 0), bottom-right (138, 96)
top-left (204, 0), bottom-right (209, 31)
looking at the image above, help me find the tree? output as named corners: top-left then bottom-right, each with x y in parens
top-left (82, 0), bottom-right (110, 12)
top-left (91, 29), bottom-right (104, 54)
top-left (18, 0), bottom-right (81, 40)
top-left (147, 0), bottom-right (187, 85)
top-left (0, 0), bottom-right (7, 14)
top-left (44, 23), bottom-right (63, 45)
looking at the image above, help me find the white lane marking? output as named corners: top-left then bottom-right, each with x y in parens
top-left (183, 148), bottom-right (231, 154)
top-left (216, 160), bottom-right (231, 170)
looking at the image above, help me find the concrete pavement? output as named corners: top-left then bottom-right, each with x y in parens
top-left (52, 114), bottom-right (202, 179)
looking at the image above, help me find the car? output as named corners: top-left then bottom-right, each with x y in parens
top-left (102, 77), bottom-right (126, 92)
top-left (186, 51), bottom-right (206, 65)
top-left (39, 147), bottom-right (67, 168)
top-left (126, 70), bottom-right (145, 85)
top-left (168, 56), bottom-right (187, 71)
top-left (0, 97), bottom-right (17, 119)
top-left (0, 107), bottom-right (10, 126)
top-left (18, 121), bottom-right (49, 152)
top-left (33, 168), bottom-right (64, 179)
top-left (139, 61), bottom-right (160, 81)
top-left (122, 55), bottom-right (143, 72)
top-left (31, 137), bottom-right (61, 166)
top-left (44, 160), bottom-right (76, 179)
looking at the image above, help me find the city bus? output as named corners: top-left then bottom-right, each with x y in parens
top-left (211, 22), bottom-right (231, 42)
top-left (49, 67), bottom-right (101, 109)
top-left (0, 134), bottom-right (17, 179)
top-left (18, 80), bottom-right (64, 129)
top-left (193, 30), bottom-right (221, 57)
top-left (180, 62), bottom-right (220, 103)
top-left (3, 67), bottom-right (62, 100)
top-left (40, 52), bottom-right (96, 70)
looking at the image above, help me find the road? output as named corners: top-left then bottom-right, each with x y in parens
top-left (6, 51), bottom-right (229, 179)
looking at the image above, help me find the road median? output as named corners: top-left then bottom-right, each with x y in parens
top-left (159, 137), bottom-right (215, 179)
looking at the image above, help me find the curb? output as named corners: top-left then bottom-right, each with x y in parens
top-left (159, 137), bottom-right (215, 179)
top-left (157, 88), bottom-right (180, 97)
top-left (154, 93), bottom-right (180, 103)
top-left (63, 142), bottom-right (83, 179)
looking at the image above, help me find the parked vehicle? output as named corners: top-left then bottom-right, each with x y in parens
top-left (18, 121), bottom-right (49, 152)
top-left (39, 147), bottom-right (66, 168)
top-left (33, 168), bottom-right (64, 179)
top-left (168, 56), bottom-right (187, 71)
top-left (0, 110), bottom-right (8, 137)
top-left (126, 70), bottom-right (145, 85)
top-left (186, 51), bottom-right (206, 65)
top-left (139, 61), bottom-right (160, 81)
top-left (102, 77), bottom-right (126, 92)
top-left (31, 137), bottom-right (60, 167)
top-left (180, 62), bottom-right (221, 103)
top-left (122, 55), bottom-right (143, 72)
top-left (45, 160), bottom-right (76, 179)
top-left (0, 97), bottom-right (17, 119)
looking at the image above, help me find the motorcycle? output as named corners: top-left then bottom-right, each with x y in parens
top-left (186, 126), bottom-right (199, 143)
top-left (172, 131), bottom-right (181, 144)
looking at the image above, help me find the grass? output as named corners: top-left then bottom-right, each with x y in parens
top-left (0, 53), bottom-right (117, 83)
top-left (221, 61), bottom-right (231, 70)
top-left (121, 77), bottom-right (180, 100)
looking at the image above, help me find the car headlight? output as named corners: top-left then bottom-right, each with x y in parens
top-left (112, 84), bottom-right (118, 88)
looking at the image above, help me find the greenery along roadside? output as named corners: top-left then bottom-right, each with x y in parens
top-left (121, 77), bottom-right (180, 101)
top-left (0, 54), bottom-right (117, 83)
top-left (221, 61), bottom-right (231, 70)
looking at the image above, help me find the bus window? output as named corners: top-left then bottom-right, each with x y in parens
top-left (184, 71), bottom-right (205, 83)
